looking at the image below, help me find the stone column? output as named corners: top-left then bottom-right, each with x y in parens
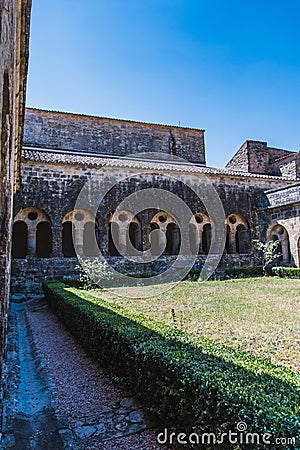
top-left (118, 224), bottom-right (127, 255)
top-left (197, 228), bottom-right (203, 254)
top-left (52, 219), bottom-right (63, 257)
top-left (229, 230), bottom-right (237, 254)
top-left (27, 226), bottom-right (36, 256)
top-left (75, 226), bottom-right (84, 256)
top-left (281, 239), bottom-right (290, 263)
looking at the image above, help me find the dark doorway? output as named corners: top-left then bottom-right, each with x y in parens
top-left (202, 224), bottom-right (212, 254)
top-left (62, 222), bottom-right (76, 257)
top-left (12, 222), bottom-right (28, 258)
top-left (236, 224), bottom-right (250, 253)
top-left (166, 223), bottom-right (180, 255)
top-left (108, 222), bottom-right (120, 256)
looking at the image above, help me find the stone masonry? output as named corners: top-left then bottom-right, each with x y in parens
top-left (0, 0), bottom-right (31, 377)
top-left (10, 108), bottom-right (300, 295)
top-left (24, 108), bottom-right (206, 164)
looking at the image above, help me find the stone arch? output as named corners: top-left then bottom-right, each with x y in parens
top-left (150, 212), bottom-right (180, 256)
top-left (13, 208), bottom-right (52, 258)
top-left (62, 209), bottom-right (98, 257)
top-left (267, 223), bottom-right (290, 264)
top-left (109, 210), bottom-right (141, 257)
top-left (189, 213), bottom-right (211, 254)
top-left (225, 214), bottom-right (250, 254)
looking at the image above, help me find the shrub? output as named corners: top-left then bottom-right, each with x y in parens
top-left (75, 258), bottom-right (112, 289)
top-left (224, 266), bottom-right (264, 278)
top-left (272, 266), bottom-right (300, 278)
top-left (43, 281), bottom-right (300, 450)
top-left (252, 240), bottom-right (282, 275)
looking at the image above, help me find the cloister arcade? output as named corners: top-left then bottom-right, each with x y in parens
top-left (11, 207), bottom-right (270, 261)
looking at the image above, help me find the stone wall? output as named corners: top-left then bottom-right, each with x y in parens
top-left (0, 0), bottom-right (31, 376)
top-left (226, 140), bottom-right (299, 179)
top-left (23, 108), bottom-right (206, 164)
top-left (272, 156), bottom-right (300, 180)
top-left (257, 183), bottom-right (300, 267)
top-left (11, 155), bottom-right (293, 293)
top-left (224, 141), bottom-right (249, 173)
top-left (14, 158), bottom-right (288, 250)
top-left (264, 183), bottom-right (300, 208)
top-left (11, 254), bottom-right (256, 296)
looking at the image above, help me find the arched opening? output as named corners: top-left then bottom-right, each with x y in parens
top-left (150, 212), bottom-right (179, 256)
top-left (12, 221), bottom-right (28, 258)
top-left (63, 210), bottom-right (98, 257)
top-left (166, 223), bottom-right (180, 255)
top-left (62, 222), bottom-right (76, 257)
top-left (267, 224), bottom-right (290, 264)
top-left (109, 210), bottom-right (140, 257)
top-left (236, 224), bottom-right (251, 254)
top-left (189, 223), bottom-right (198, 255)
top-left (226, 214), bottom-right (250, 254)
top-left (189, 213), bottom-right (211, 255)
top-left (202, 223), bottom-right (212, 254)
top-left (108, 222), bottom-right (120, 256)
top-left (36, 222), bottom-right (52, 258)
top-left (83, 221), bottom-right (98, 257)
top-left (13, 208), bottom-right (52, 258)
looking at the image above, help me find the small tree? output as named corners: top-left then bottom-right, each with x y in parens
top-left (75, 258), bottom-right (112, 289)
top-left (252, 239), bottom-right (282, 276)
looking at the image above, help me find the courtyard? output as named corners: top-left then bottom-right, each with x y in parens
top-left (90, 277), bottom-right (300, 372)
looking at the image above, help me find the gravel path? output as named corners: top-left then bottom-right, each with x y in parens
top-left (27, 300), bottom-right (166, 449)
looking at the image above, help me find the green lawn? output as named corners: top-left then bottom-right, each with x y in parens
top-left (91, 277), bottom-right (300, 372)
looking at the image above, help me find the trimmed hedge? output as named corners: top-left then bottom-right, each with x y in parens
top-left (44, 281), bottom-right (300, 449)
top-left (224, 266), bottom-right (264, 278)
top-left (272, 267), bottom-right (300, 278)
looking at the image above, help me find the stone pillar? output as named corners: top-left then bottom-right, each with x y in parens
top-left (52, 219), bottom-right (63, 257)
top-left (282, 239), bottom-right (290, 263)
top-left (118, 224), bottom-right (127, 255)
top-left (75, 226), bottom-right (84, 256)
top-left (229, 230), bottom-right (237, 254)
top-left (198, 229), bottom-right (203, 254)
top-left (27, 226), bottom-right (36, 256)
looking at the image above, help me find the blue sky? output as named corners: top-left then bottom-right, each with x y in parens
top-left (26, 0), bottom-right (300, 168)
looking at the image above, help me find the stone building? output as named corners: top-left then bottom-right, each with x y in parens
top-left (10, 108), bottom-right (300, 294)
top-left (0, 0), bottom-right (31, 373)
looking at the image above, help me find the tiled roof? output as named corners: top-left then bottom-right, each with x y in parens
top-left (22, 147), bottom-right (295, 181)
